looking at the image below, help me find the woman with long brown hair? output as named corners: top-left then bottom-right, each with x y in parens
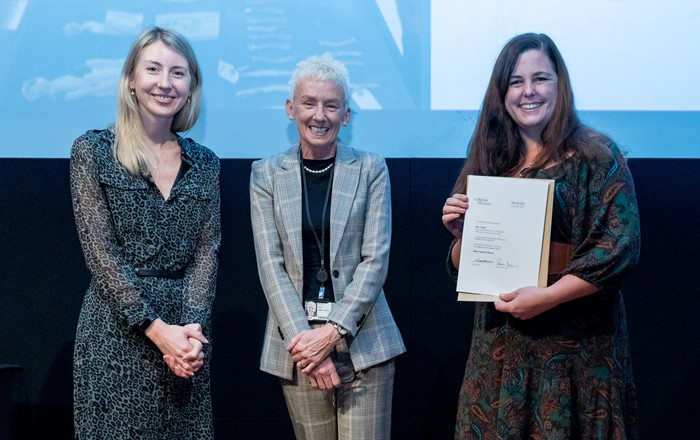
top-left (443, 33), bottom-right (640, 439)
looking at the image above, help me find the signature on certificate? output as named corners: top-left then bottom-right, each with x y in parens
top-left (496, 258), bottom-right (518, 269)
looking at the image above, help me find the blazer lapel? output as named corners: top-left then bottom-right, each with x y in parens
top-left (277, 146), bottom-right (304, 274)
top-left (330, 144), bottom-right (360, 264)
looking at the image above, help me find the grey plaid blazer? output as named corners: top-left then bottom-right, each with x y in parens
top-left (250, 143), bottom-right (406, 380)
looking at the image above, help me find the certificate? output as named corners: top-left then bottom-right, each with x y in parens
top-left (457, 175), bottom-right (554, 301)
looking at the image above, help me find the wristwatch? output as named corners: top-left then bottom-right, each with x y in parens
top-left (138, 312), bottom-right (160, 333)
top-left (329, 321), bottom-right (348, 338)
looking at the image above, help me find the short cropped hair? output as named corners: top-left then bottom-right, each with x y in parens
top-left (288, 54), bottom-right (350, 107)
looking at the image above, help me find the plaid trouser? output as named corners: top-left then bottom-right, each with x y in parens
top-left (280, 338), bottom-right (396, 440)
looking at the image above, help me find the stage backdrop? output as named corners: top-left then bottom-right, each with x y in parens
top-left (0, 157), bottom-right (698, 439)
top-left (1, 1), bottom-right (699, 438)
top-left (1, 0), bottom-right (698, 159)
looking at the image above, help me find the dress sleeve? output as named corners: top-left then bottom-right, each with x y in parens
top-left (446, 238), bottom-right (459, 280)
top-left (562, 147), bottom-right (641, 293)
top-left (180, 155), bottom-right (221, 329)
top-left (70, 134), bottom-right (154, 328)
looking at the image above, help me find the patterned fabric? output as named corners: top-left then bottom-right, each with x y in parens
top-left (451, 144), bottom-right (641, 440)
top-left (250, 143), bottom-right (405, 438)
top-left (70, 129), bottom-right (220, 439)
top-left (281, 338), bottom-right (395, 440)
top-left (250, 143), bottom-right (405, 380)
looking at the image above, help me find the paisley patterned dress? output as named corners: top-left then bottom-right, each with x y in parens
top-left (451, 144), bottom-right (641, 440)
top-left (70, 129), bottom-right (220, 439)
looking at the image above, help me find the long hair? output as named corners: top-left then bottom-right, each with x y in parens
top-left (288, 53), bottom-right (351, 107)
top-left (114, 27), bottom-right (202, 176)
top-left (451, 33), bottom-right (610, 195)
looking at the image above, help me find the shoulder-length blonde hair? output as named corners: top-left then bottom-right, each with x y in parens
top-left (114, 27), bottom-right (202, 175)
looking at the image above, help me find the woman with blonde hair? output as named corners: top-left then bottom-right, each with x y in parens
top-left (70, 27), bottom-right (220, 439)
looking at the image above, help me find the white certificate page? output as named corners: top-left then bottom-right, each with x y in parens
top-left (457, 175), bottom-right (552, 300)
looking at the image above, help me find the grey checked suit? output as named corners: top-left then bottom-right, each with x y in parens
top-left (250, 143), bottom-right (406, 380)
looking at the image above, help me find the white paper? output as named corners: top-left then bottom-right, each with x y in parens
top-left (457, 175), bottom-right (553, 300)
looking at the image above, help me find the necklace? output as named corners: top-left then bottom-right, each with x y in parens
top-left (519, 159), bottom-right (535, 177)
top-left (150, 149), bottom-right (165, 178)
top-left (149, 137), bottom-right (177, 177)
top-left (300, 153), bottom-right (335, 299)
top-left (303, 163), bottom-right (334, 174)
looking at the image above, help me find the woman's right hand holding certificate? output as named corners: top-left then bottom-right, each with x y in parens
top-left (442, 194), bottom-right (469, 239)
top-left (443, 194), bottom-right (469, 268)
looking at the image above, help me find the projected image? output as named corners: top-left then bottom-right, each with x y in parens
top-left (0, 1), bottom-right (698, 158)
top-left (431, 1), bottom-right (700, 111)
top-left (0, 0), bottom-right (426, 156)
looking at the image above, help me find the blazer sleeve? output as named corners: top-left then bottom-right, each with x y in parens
top-left (327, 155), bottom-right (392, 336)
top-left (250, 159), bottom-right (310, 340)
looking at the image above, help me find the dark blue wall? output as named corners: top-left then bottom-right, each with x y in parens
top-left (1, 158), bottom-right (697, 439)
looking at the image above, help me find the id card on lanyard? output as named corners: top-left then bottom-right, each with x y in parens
top-left (305, 300), bottom-right (333, 322)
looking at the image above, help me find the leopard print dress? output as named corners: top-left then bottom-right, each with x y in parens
top-left (70, 129), bottom-right (220, 439)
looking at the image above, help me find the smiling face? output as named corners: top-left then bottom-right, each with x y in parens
top-left (504, 49), bottom-right (558, 142)
top-left (286, 77), bottom-right (350, 158)
top-left (129, 40), bottom-right (192, 129)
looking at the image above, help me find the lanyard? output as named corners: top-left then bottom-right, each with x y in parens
top-left (300, 153), bottom-right (335, 298)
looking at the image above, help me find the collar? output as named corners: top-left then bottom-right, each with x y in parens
top-left (176, 135), bottom-right (197, 168)
top-left (281, 142), bottom-right (356, 170)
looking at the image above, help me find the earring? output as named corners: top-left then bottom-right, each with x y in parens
top-left (130, 89), bottom-right (135, 96)
top-left (288, 116), bottom-right (294, 120)
top-left (187, 96), bottom-right (191, 105)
